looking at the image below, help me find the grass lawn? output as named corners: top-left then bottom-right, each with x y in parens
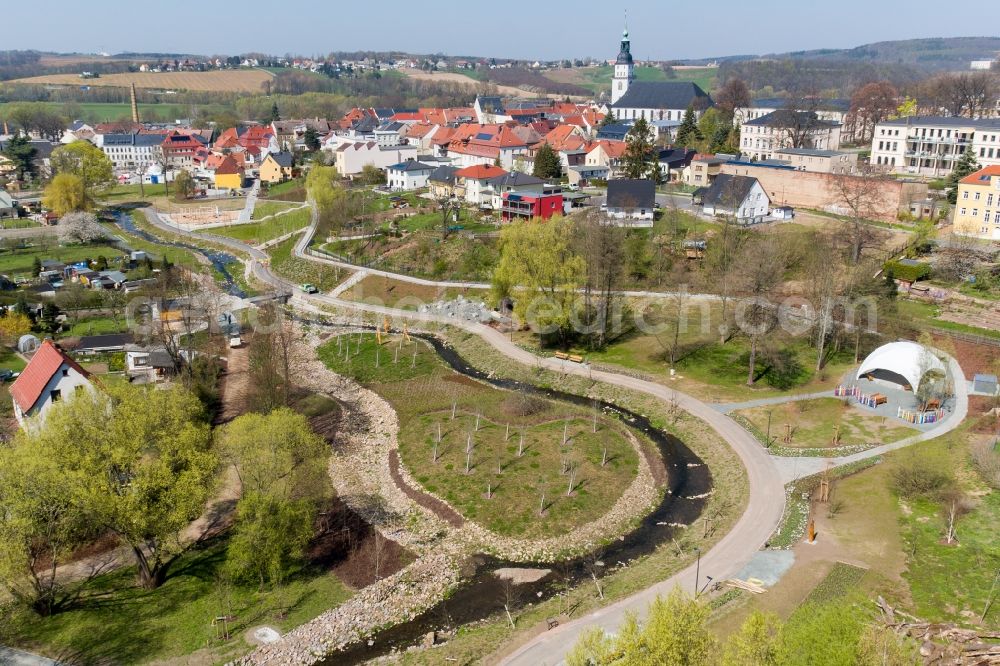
top-left (318, 334), bottom-right (641, 539)
top-left (0, 346), bottom-right (27, 373)
top-left (0, 243), bottom-right (125, 277)
top-left (897, 299), bottom-right (1000, 341)
top-left (252, 200), bottom-right (300, 220)
top-left (732, 398), bottom-right (916, 449)
top-left (267, 236), bottom-right (343, 291)
top-left (0, 218), bottom-right (41, 230)
top-left (340, 275), bottom-right (490, 310)
top-left (550, 65), bottom-right (718, 95)
top-left (264, 179), bottom-right (305, 197)
top-left (213, 207), bottom-right (310, 244)
top-left (60, 315), bottom-right (124, 339)
top-left (99, 183), bottom-right (169, 204)
top-left (548, 304), bottom-right (859, 403)
top-left (102, 220), bottom-right (204, 274)
top-left (0, 539), bottom-right (353, 665)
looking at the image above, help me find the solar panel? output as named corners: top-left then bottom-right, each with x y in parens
top-left (475, 133), bottom-right (494, 141)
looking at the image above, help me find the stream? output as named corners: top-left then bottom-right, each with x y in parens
top-left (109, 208), bottom-right (246, 298)
top-left (311, 327), bottom-right (713, 664)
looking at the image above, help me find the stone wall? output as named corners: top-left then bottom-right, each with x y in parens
top-left (719, 163), bottom-right (928, 222)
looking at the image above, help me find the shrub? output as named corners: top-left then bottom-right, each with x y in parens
top-left (890, 459), bottom-right (951, 499)
top-left (971, 439), bottom-right (1000, 490)
top-left (500, 394), bottom-right (546, 417)
top-left (883, 259), bottom-right (930, 283)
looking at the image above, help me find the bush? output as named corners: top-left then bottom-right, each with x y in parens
top-left (971, 439), bottom-right (1000, 490)
top-left (501, 394), bottom-right (546, 417)
top-left (890, 459), bottom-right (951, 499)
top-left (883, 259), bottom-right (930, 283)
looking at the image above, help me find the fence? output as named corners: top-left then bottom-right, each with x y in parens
top-left (897, 407), bottom-right (946, 425)
top-left (834, 384), bottom-right (881, 409)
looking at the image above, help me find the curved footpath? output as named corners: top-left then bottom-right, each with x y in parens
top-left (139, 208), bottom-right (967, 666)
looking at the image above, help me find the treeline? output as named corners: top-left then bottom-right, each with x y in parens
top-left (718, 58), bottom-right (922, 97)
top-left (480, 68), bottom-right (591, 97)
top-left (0, 50), bottom-right (138, 82)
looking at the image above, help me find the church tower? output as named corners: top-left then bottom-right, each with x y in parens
top-left (611, 20), bottom-right (635, 105)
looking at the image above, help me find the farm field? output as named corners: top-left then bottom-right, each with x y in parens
top-left (544, 65), bottom-right (718, 95)
top-left (12, 69), bottom-right (274, 92)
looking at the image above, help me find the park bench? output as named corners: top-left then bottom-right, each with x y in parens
top-left (554, 351), bottom-right (569, 360)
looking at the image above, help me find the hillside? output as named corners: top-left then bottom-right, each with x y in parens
top-left (711, 37), bottom-right (1000, 73)
top-left (544, 65), bottom-right (717, 97)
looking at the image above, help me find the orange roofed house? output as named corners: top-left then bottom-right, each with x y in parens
top-left (454, 164), bottom-right (507, 207)
top-left (954, 165), bottom-right (1000, 240)
top-left (214, 155), bottom-right (245, 190)
top-left (9, 340), bottom-right (93, 427)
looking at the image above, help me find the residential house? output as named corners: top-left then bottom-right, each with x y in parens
top-left (328, 141), bottom-right (418, 176)
top-left (501, 190), bottom-right (564, 221)
top-left (567, 164), bottom-right (610, 188)
top-left (161, 131), bottom-right (208, 170)
top-left (374, 121), bottom-right (407, 147)
top-left (774, 148), bottom-right (857, 174)
top-left (585, 141), bottom-right (627, 178)
top-left (953, 165), bottom-right (1000, 239)
top-left (596, 123), bottom-right (631, 142)
top-left (699, 174), bottom-right (770, 224)
top-left (486, 172), bottom-right (547, 210)
top-left (214, 155), bottom-right (245, 190)
top-left (606, 179), bottom-right (656, 223)
top-left (684, 153), bottom-right (729, 186)
top-left (9, 339), bottom-right (92, 427)
top-left (61, 121), bottom-right (96, 144)
top-left (125, 346), bottom-right (176, 383)
top-left (740, 111), bottom-right (843, 161)
top-left (657, 148), bottom-right (696, 182)
top-left (271, 119), bottom-right (334, 149)
top-left (73, 333), bottom-right (135, 354)
top-left (870, 116), bottom-right (1000, 176)
top-left (260, 151), bottom-right (294, 183)
top-left (446, 125), bottom-right (529, 169)
top-left (428, 165), bottom-right (460, 198)
top-left (386, 161), bottom-right (435, 191)
top-left (454, 164), bottom-right (507, 207)
top-left (736, 98), bottom-right (852, 139)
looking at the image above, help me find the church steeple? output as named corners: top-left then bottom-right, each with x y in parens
top-left (611, 17), bottom-right (635, 105)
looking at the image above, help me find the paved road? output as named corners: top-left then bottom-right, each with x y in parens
top-left (140, 205), bottom-right (967, 666)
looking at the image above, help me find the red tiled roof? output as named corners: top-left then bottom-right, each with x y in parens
top-left (961, 165), bottom-right (1000, 185)
top-left (215, 155), bottom-right (244, 175)
top-left (9, 340), bottom-right (90, 415)
top-left (454, 164), bottom-right (507, 180)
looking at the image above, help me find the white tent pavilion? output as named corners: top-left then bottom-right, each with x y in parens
top-left (856, 341), bottom-right (946, 392)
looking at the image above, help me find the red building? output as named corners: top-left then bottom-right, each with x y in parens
top-left (501, 190), bottom-right (564, 221)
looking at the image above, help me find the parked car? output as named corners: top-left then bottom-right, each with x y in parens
top-left (300, 283), bottom-right (319, 294)
top-left (0, 369), bottom-right (17, 382)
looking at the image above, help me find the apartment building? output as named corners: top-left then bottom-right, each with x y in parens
top-left (870, 116), bottom-right (1000, 177)
top-left (953, 165), bottom-right (1000, 240)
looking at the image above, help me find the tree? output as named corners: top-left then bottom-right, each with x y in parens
top-left (0, 311), bottom-right (32, 346)
top-left (31, 256), bottom-right (42, 278)
top-left (269, 102), bottom-right (281, 122)
top-left (1, 132), bottom-right (37, 181)
top-left (575, 211), bottom-right (625, 348)
top-left (219, 409), bottom-right (326, 588)
top-left (675, 106), bottom-right (703, 148)
top-left (715, 78), bottom-right (751, 122)
top-left (831, 168), bottom-right (885, 263)
top-left (39, 303), bottom-right (61, 335)
top-left (21, 384), bottom-right (215, 589)
top-left (597, 110), bottom-right (617, 130)
top-left (723, 611), bottom-right (782, 666)
top-left (947, 147), bottom-right (981, 204)
top-left (622, 117), bottom-right (654, 179)
top-left (737, 234), bottom-right (787, 385)
top-left (56, 212), bottom-right (106, 244)
top-left (856, 623), bottom-right (921, 666)
top-left (50, 141), bottom-right (115, 201)
top-left (173, 170), bottom-right (196, 201)
top-left (568, 588), bottom-right (716, 665)
top-left (0, 446), bottom-right (97, 616)
top-left (303, 127), bottom-right (321, 152)
top-left (492, 218), bottom-right (586, 345)
top-left (225, 492), bottom-right (314, 589)
top-left (357, 163), bottom-right (385, 187)
top-left (43, 173), bottom-right (87, 217)
top-left (533, 143), bottom-right (562, 179)
top-left (847, 81), bottom-right (899, 144)
top-left (777, 600), bottom-right (865, 665)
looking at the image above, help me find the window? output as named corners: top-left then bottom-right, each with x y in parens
top-left (61, 369), bottom-right (69, 377)
top-left (964, 191), bottom-right (969, 199)
top-left (973, 209), bottom-right (979, 216)
top-left (975, 192), bottom-right (981, 200)
top-left (960, 208), bottom-right (967, 215)
top-left (50, 389), bottom-right (61, 402)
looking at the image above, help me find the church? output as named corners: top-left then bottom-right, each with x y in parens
top-left (609, 26), bottom-right (713, 124)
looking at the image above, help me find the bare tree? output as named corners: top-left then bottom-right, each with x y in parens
top-left (830, 168), bottom-right (886, 264)
top-left (736, 235), bottom-right (787, 386)
top-left (804, 233), bottom-right (840, 371)
top-left (499, 578), bottom-right (522, 629)
top-left (940, 488), bottom-right (972, 545)
top-left (575, 211), bottom-right (625, 348)
top-left (846, 81), bottom-right (899, 144)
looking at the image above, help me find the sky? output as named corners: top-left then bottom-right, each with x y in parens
top-left (3, 0), bottom-right (999, 61)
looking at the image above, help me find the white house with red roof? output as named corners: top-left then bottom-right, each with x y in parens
top-left (454, 164), bottom-right (507, 207)
top-left (9, 340), bottom-right (93, 427)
